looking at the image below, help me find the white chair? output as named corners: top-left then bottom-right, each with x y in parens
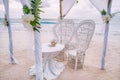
top-left (68, 20), bottom-right (95, 70)
top-left (53, 19), bottom-right (75, 61)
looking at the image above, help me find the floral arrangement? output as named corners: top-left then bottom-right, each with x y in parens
top-left (22, 0), bottom-right (43, 32)
top-left (101, 9), bottom-right (120, 23)
top-left (3, 14), bottom-right (9, 27)
top-left (76, 0), bottom-right (79, 3)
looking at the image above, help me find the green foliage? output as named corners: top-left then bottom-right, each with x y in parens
top-left (30, 21), bottom-right (37, 27)
top-left (23, 5), bottom-right (30, 14)
top-left (31, 0), bottom-right (43, 32)
top-left (76, 0), bottom-right (79, 3)
top-left (101, 9), bottom-right (106, 15)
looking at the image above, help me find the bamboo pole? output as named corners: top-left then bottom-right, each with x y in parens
top-left (60, 0), bottom-right (63, 20)
top-left (59, 0), bottom-right (63, 43)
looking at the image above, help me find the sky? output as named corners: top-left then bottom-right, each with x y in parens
top-left (0, 0), bottom-right (120, 19)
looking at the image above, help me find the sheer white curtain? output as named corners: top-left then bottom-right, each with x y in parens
top-left (62, 0), bottom-right (76, 17)
top-left (89, 0), bottom-right (108, 12)
top-left (20, 0), bottom-right (49, 8)
top-left (19, 0), bottom-right (26, 6)
top-left (40, 0), bottom-right (50, 8)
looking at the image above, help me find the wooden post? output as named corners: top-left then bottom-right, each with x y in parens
top-left (60, 0), bottom-right (63, 20)
top-left (59, 0), bottom-right (63, 43)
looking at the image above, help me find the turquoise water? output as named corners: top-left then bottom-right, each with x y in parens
top-left (0, 18), bottom-right (120, 35)
top-left (40, 21), bottom-right (57, 24)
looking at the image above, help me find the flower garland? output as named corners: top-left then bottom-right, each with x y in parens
top-left (76, 0), bottom-right (79, 3)
top-left (3, 14), bottom-right (9, 27)
top-left (22, 0), bottom-right (43, 32)
top-left (101, 9), bottom-right (120, 23)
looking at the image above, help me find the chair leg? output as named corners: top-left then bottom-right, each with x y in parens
top-left (65, 49), bottom-right (69, 61)
top-left (75, 56), bottom-right (78, 70)
top-left (81, 54), bottom-right (85, 69)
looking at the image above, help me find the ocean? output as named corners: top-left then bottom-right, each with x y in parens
top-left (0, 17), bottom-right (120, 35)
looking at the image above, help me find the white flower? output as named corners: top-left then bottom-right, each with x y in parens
top-left (102, 15), bottom-right (111, 23)
top-left (58, 17), bottom-right (61, 22)
top-left (3, 19), bottom-right (7, 27)
top-left (3, 18), bottom-right (9, 27)
top-left (22, 14), bottom-right (35, 30)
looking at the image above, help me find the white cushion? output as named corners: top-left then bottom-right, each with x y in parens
top-left (68, 49), bottom-right (77, 56)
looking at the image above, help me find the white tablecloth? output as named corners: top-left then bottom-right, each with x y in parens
top-left (30, 43), bottom-right (65, 80)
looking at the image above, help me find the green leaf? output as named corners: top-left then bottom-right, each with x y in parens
top-left (30, 0), bottom-right (43, 32)
top-left (30, 21), bottom-right (37, 27)
top-left (23, 5), bottom-right (30, 14)
top-left (76, 0), bottom-right (79, 3)
top-left (37, 26), bottom-right (41, 28)
top-left (38, 9), bottom-right (44, 13)
top-left (101, 9), bottom-right (106, 15)
top-left (33, 27), bottom-right (40, 32)
top-left (31, 4), bottom-right (35, 8)
top-left (31, 0), bottom-right (35, 4)
top-left (36, 21), bottom-right (40, 25)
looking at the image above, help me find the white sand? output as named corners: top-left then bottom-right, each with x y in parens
top-left (0, 31), bottom-right (120, 80)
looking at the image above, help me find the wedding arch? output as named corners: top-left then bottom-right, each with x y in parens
top-left (2, 0), bottom-right (120, 80)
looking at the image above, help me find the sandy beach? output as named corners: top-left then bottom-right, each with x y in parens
top-left (0, 31), bottom-right (120, 80)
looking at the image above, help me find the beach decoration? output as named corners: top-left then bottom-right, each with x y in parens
top-left (58, 0), bottom-right (76, 43)
top-left (3, 14), bottom-right (9, 27)
top-left (0, 0), bottom-right (120, 80)
top-left (101, 9), bottom-right (120, 23)
top-left (22, 14), bottom-right (34, 31)
top-left (90, 0), bottom-right (113, 69)
top-left (3, 0), bottom-right (17, 64)
top-left (76, 0), bottom-right (79, 3)
top-left (20, 0), bottom-right (43, 80)
top-left (101, 9), bottom-right (112, 23)
top-left (50, 39), bottom-right (57, 47)
top-left (59, 0), bottom-right (76, 19)
top-left (90, 0), bottom-right (120, 70)
top-left (22, 2), bottom-right (43, 32)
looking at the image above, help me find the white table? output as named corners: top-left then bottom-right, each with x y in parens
top-left (30, 43), bottom-right (65, 80)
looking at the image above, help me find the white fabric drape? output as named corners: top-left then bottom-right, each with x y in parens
top-left (40, 0), bottom-right (50, 8)
top-left (20, 0), bottom-right (49, 8)
top-left (0, 0), bottom-right (3, 4)
top-left (89, 0), bottom-right (108, 12)
top-left (34, 31), bottom-right (43, 80)
top-left (19, 0), bottom-right (26, 6)
top-left (3, 0), bottom-right (16, 64)
top-left (61, 0), bottom-right (76, 17)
